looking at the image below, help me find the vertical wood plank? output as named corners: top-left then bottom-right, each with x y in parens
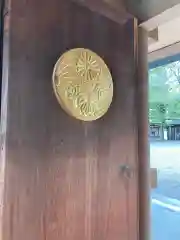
top-left (137, 27), bottom-right (150, 240)
top-left (1, 1), bottom-right (139, 240)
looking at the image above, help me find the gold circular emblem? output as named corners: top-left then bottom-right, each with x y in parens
top-left (52, 48), bottom-right (113, 121)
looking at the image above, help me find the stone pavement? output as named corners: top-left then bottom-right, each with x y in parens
top-left (150, 141), bottom-right (180, 240)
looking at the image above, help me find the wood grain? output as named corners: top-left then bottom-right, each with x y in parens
top-left (1, 0), bottom-right (138, 239)
top-left (137, 27), bottom-right (150, 240)
top-left (72, 0), bottom-right (131, 24)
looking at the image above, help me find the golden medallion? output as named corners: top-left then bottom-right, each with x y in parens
top-left (52, 48), bottom-right (113, 121)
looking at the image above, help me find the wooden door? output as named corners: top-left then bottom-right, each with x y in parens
top-left (1, 0), bottom-right (139, 240)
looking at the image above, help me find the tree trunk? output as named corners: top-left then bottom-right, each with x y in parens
top-left (160, 123), bottom-right (164, 140)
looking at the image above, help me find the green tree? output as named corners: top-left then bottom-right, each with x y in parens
top-left (149, 66), bottom-right (169, 126)
top-left (149, 61), bottom-right (180, 125)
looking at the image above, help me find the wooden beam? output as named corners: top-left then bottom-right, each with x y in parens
top-left (149, 41), bottom-right (180, 63)
top-left (73, 0), bottom-right (180, 25)
top-left (127, 0), bottom-right (180, 23)
top-left (137, 27), bottom-right (150, 240)
top-left (148, 28), bottom-right (159, 45)
top-left (72, 0), bottom-right (132, 24)
top-left (140, 3), bottom-right (180, 31)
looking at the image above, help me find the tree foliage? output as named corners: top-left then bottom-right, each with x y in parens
top-left (149, 61), bottom-right (180, 125)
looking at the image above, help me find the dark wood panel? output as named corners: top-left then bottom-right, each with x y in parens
top-left (2, 0), bottom-right (138, 239)
top-left (72, 0), bottom-right (131, 24)
top-left (68, 0), bottom-right (180, 23)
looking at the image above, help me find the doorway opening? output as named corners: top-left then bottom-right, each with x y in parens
top-left (149, 59), bottom-right (180, 239)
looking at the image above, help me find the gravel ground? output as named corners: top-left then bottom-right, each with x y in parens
top-left (150, 141), bottom-right (180, 240)
top-left (151, 141), bottom-right (180, 199)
